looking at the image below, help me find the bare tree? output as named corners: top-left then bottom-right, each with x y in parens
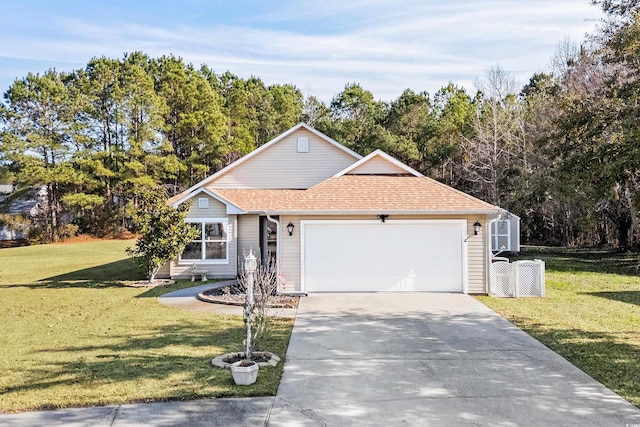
top-left (551, 36), bottom-right (581, 78)
top-left (463, 66), bottom-right (522, 205)
top-left (236, 258), bottom-right (279, 353)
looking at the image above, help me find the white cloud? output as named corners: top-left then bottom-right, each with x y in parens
top-left (0, 0), bottom-right (604, 102)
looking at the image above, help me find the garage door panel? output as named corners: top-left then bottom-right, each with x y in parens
top-left (302, 221), bottom-right (465, 292)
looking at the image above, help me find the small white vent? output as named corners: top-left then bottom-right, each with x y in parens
top-left (198, 198), bottom-right (209, 209)
top-left (297, 137), bottom-right (309, 153)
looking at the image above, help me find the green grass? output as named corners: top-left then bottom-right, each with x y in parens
top-left (0, 240), bottom-right (294, 413)
top-left (478, 248), bottom-right (640, 408)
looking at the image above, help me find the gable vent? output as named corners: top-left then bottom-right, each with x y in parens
top-left (297, 137), bottom-right (309, 153)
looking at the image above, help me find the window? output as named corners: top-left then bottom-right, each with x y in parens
top-left (180, 219), bottom-right (229, 263)
top-left (198, 198), bottom-right (209, 209)
top-left (491, 220), bottom-right (511, 251)
top-left (297, 137), bottom-right (309, 152)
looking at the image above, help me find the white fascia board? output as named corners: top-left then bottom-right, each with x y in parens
top-left (246, 209), bottom-right (500, 216)
top-left (177, 123), bottom-right (362, 197)
top-left (489, 209), bottom-right (521, 221)
top-left (171, 188), bottom-right (245, 215)
top-left (333, 149), bottom-right (423, 177)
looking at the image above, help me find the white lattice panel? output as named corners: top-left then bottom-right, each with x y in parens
top-left (490, 260), bottom-right (545, 298)
top-left (513, 261), bottom-right (545, 297)
top-left (490, 261), bottom-right (513, 297)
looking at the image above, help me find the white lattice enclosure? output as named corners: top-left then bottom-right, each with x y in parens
top-left (490, 261), bottom-right (513, 297)
top-left (490, 260), bottom-right (545, 297)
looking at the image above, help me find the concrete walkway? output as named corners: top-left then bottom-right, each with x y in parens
top-left (2, 292), bottom-right (639, 426)
top-left (0, 397), bottom-right (274, 426)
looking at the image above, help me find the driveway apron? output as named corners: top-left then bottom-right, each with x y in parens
top-left (268, 293), bottom-right (640, 426)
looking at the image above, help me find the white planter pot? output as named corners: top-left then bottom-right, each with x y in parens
top-left (230, 361), bottom-right (259, 385)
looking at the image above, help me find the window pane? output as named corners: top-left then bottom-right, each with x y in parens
top-left (182, 242), bottom-right (202, 260)
top-left (497, 235), bottom-right (510, 251)
top-left (204, 222), bottom-right (226, 240)
top-left (198, 198), bottom-right (209, 209)
top-left (205, 242), bottom-right (227, 259)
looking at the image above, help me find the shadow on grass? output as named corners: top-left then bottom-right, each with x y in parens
top-left (1, 281), bottom-right (128, 290)
top-left (586, 291), bottom-right (640, 307)
top-left (0, 259), bottom-right (144, 289)
top-left (512, 319), bottom-right (640, 408)
top-left (0, 317), bottom-right (293, 408)
top-left (519, 249), bottom-right (640, 276)
top-left (42, 259), bottom-right (142, 282)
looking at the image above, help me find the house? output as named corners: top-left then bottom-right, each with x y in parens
top-left (0, 184), bottom-right (40, 241)
top-left (163, 123), bottom-right (501, 294)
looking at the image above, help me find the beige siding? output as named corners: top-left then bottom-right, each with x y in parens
top-left (465, 215), bottom-right (487, 294)
top-left (279, 215), bottom-right (300, 292)
top-left (186, 195), bottom-right (227, 218)
top-left (347, 156), bottom-right (409, 175)
top-left (209, 129), bottom-right (358, 189)
top-left (156, 261), bottom-right (171, 279)
top-left (170, 215), bottom-right (238, 280)
top-left (279, 214), bottom-right (489, 294)
top-left (238, 215), bottom-right (260, 258)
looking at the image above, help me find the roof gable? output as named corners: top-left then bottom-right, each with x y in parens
top-left (186, 123), bottom-right (361, 192)
top-left (334, 150), bottom-right (423, 177)
top-left (170, 187), bottom-right (244, 214)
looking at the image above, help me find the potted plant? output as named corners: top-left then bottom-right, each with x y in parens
top-left (230, 358), bottom-right (259, 385)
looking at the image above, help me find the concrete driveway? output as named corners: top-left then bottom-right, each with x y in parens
top-left (268, 293), bottom-right (640, 426)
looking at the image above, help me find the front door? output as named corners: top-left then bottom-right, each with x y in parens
top-left (259, 216), bottom-right (278, 266)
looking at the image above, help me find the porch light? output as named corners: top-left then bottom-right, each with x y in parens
top-left (287, 222), bottom-right (295, 236)
top-left (473, 221), bottom-right (482, 236)
top-left (244, 250), bottom-right (257, 274)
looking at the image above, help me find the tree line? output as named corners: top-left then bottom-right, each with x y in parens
top-left (1, 0), bottom-right (640, 248)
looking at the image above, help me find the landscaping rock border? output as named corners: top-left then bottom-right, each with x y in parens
top-left (198, 285), bottom-right (299, 308)
top-left (211, 351), bottom-right (280, 369)
top-left (125, 279), bottom-right (175, 288)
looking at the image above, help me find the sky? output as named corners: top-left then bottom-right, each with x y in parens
top-left (0, 0), bottom-right (605, 102)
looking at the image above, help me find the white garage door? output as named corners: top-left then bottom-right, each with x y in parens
top-left (301, 220), bottom-right (466, 292)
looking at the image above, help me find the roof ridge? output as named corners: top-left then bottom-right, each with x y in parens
top-left (419, 176), bottom-right (498, 209)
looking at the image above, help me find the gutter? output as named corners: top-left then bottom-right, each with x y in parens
top-left (246, 209), bottom-right (501, 216)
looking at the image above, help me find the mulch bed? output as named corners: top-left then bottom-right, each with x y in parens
top-left (199, 283), bottom-right (299, 309)
top-left (224, 353), bottom-right (273, 365)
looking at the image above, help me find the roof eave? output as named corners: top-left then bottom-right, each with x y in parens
top-left (248, 209), bottom-right (500, 216)
top-left (333, 149), bottom-right (423, 178)
top-left (171, 188), bottom-right (246, 215)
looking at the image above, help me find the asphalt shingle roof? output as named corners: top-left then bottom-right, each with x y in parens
top-left (208, 175), bottom-right (497, 213)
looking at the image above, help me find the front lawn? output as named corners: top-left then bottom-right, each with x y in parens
top-left (478, 248), bottom-right (640, 408)
top-left (0, 239), bottom-right (293, 413)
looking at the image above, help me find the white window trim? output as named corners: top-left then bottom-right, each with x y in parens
top-left (297, 137), bottom-right (309, 152)
top-left (492, 219), bottom-right (511, 251)
top-left (198, 197), bottom-right (209, 209)
top-left (179, 218), bottom-right (230, 264)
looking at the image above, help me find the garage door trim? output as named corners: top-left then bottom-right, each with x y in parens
top-left (300, 219), bottom-right (468, 293)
